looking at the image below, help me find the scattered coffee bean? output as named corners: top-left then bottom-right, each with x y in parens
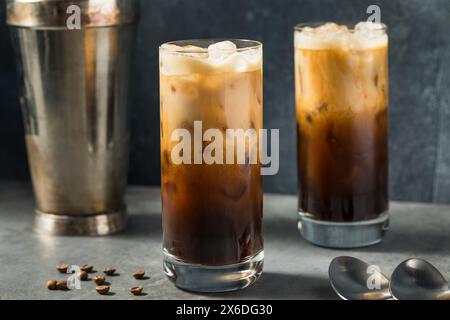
top-left (132, 270), bottom-right (145, 279)
top-left (96, 285), bottom-right (110, 295)
top-left (130, 286), bottom-right (143, 296)
top-left (93, 275), bottom-right (106, 285)
top-left (103, 267), bottom-right (116, 275)
top-left (56, 263), bottom-right (70, 273)
top-left (47, 279), bottom-right (57, 290)
top-left (56, 280), bottom-right (68, 290)
top-left (79, 270), bottom-right (88, 281)
top-left (81, 264), bottom-right (94, 273)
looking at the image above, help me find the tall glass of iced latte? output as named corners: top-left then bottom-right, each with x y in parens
top-left (294, 23), bottom-right (389, 248)
top-left (160, 39), bottom-right (263, 292)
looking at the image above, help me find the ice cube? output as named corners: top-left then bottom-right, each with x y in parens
top-left (354, 22), bottom-right (387, 49)
top-left (318, 22), bottom-right (349, 33)
top-left (183, 45), bottom-right (205, 51)
top-left (160, 44), bottom-right (209, 75)
top-left (355, 21), bottom-right (385, 32)
top-left (354, 22), bottom-right (385, 39)
top-left (161, 43), bottom-right (207, 57)
top-left (223, 52), bottom-right (249, 72)
top-left (208, 40), bottom-right (237, 62)
top-left (208, 41), bottom-right (253, 72)
top-left (221, 179), bottom-right (247, 201)
top-left (297, 22), bottom-right (351, 50)
top-left (182, 45), bottom-right (208, 58)
top-left (160, 43), bottom-right (184, 51)
top-left (241, 47), bottom-right (262, 65)
top-left (163, 181), bottom-right (177, 194)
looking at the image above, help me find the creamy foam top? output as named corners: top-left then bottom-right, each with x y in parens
top-left (295, 22), bottom-right (388, 50)
top-left (160, 41), bottom-right (262, 76)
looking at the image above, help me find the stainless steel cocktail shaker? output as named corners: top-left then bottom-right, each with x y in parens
top-left (7, 0), bottom-right (138, 236)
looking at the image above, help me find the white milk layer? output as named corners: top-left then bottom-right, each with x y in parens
top-left (160, 41), bottom-right (262, 76)
top-left (295, 22), bottom-right (388, 50)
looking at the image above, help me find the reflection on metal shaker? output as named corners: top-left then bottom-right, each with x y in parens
top-left (6, 0), bottom-right (139, 235)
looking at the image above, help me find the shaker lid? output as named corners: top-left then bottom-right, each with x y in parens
top-left (7, 0), bottom-right (139, 28)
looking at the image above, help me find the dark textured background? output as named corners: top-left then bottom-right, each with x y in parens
top-left (0, 0), bottom-right (449, 203)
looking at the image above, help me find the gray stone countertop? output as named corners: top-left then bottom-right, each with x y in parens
top-left (1, 182), bottom-right (449, 300)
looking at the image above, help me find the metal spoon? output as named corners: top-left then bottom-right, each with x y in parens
top-left (390, 258), bottom-right (450, 300)
top-left (329, 256), bottom-right (391, 300)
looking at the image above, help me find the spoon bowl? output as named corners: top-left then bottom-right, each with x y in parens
top-left (390, 258), bottom-right (450, 300)
top-left (329, 256), bottom-right (391, 300)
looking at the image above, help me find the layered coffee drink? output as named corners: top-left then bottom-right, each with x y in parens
top-left (294, 22), bottom-right (389, 247)
top-left (160, 39), bottom-right (263, 292)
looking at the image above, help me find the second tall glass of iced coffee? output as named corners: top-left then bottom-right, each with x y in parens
top-left (294, 22), bottom-right (389, 248)
top-left (160, 40), bottom-right (263, 292)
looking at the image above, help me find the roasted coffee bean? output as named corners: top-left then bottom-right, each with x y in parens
top-left (47, 279), bottom-right (57, 290)
top-left (56, 263), bottom-right (70, 273)
top-left (96, 285), bottom-right (110, 295)
top-left (56, 280), bottom-right (68, 290)
top-left (81, 264), bottom-right (94, 273)
top-left (93, 275), bottom-right (106, 285)
top-left (79, 271), bottom-right (88, 281)
top-left (103, 267), bottom-right (116, 275)
top-left (132, 270), bottom-right (145, 279)
top-left (130, 286), bottom-right (143, 296)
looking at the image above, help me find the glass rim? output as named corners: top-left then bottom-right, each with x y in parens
top-left (159, 39), bottom-right (263, 54)
top-left (293, 21), bottom-right (388, 32)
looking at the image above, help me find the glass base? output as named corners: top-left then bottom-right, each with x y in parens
top-left (298, 212), bottom-right (389, 249)
top-left (163, 250), bottom-right (264, 293)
